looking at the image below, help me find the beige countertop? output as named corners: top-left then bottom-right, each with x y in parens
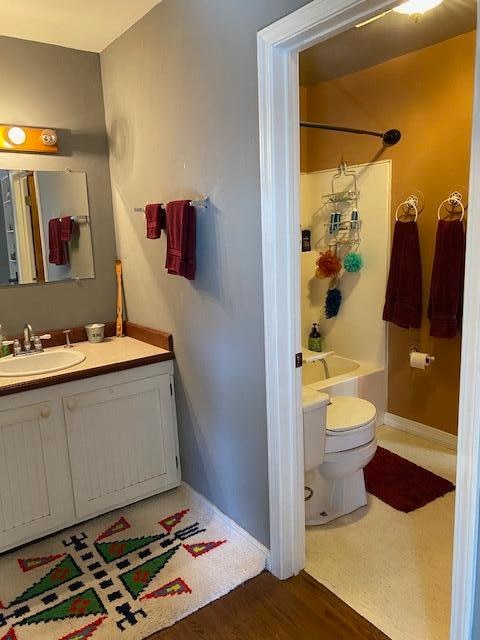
top-left (0, 337), bottom-right (174, 396)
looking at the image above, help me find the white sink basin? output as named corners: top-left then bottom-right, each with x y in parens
top-left (0, 350), bottom-right (86, 377)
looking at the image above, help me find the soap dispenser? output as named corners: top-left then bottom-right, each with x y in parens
top-left (308, 323), bottom-right (322, 352)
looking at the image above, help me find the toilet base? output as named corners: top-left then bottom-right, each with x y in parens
top-left (305, 467), bottom-right (368, 526)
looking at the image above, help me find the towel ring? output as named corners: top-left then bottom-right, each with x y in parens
top-left (437, 196), bottom-right (465, 222)
top-left (395, 200), bottom-right (418, 222)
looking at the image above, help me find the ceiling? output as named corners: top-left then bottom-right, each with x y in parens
top-left (0, 0), bottom-right (162, 52)
top-left (300, 0), bottom-right (476, 86)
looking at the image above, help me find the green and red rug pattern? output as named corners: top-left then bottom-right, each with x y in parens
top-left (0, 489), bottom-right (265, 640)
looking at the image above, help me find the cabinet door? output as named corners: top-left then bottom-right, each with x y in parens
top-left (0, 401), bottom-right (72, 549)
top-left (64, 375), bottom-right (179, 519)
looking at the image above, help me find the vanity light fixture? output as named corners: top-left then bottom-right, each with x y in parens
top-left (0, 124), bottom-right (58, 154)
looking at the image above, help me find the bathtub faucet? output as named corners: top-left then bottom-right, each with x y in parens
top-left (302, 349), bottom-right (335, 380)
top-left (320, 358), bottom-right (331, 379)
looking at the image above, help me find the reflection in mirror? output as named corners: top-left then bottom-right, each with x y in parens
top-left (0, 170), bottom-right (95, 286)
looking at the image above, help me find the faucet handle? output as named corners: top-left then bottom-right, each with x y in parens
top-left (13, 339), bottom-right (22, 356)
top-left (33, 334), bottom-right (51, 352)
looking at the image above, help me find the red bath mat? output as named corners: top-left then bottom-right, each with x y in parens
top-left (364, 446), bottom-right (455, 513)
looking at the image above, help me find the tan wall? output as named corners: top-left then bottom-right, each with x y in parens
top-left (302, 31), bottom-right (476, 435)
top-left (300, 86), bottom-right (309, 172)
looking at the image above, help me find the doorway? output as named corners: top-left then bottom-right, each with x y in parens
top-left (258, 1), bottom-right (480, 638)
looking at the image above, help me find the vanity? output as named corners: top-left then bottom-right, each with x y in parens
top-left (0, 336), bottom-right (180, 553)
top-left (0, 117), bottom-right (182, 554)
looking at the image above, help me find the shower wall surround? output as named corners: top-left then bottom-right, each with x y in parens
top-left (301, 31), bottom-right (475, 435)
top-left (301, 160), bottom-right (391, 369)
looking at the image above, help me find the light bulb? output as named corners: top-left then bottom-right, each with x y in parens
top-left (41, 129), bottom-right (57, 146)
top-left (7, 127), bottom-right (26, 145)
top-left (394, 0), bottom-right (444, 16)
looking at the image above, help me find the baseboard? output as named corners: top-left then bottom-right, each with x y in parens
top-left (181, 482), bottom-right (271, 571)
top-left (384, 413), bottom-right (457, 451)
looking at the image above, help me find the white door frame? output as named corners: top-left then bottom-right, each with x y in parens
top-left (257, 1), bottom-right (480, 637)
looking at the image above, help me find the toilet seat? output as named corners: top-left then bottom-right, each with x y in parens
top-left (324, 396), bottom-right (377, 454)
top-left (326, 396), bottom-right (377, 433)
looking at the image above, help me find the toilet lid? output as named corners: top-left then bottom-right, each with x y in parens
top-left (326, 396), bottom-right (376, 433)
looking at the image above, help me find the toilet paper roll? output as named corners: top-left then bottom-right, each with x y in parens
top-left (410, 351), bottom-right (435, 370)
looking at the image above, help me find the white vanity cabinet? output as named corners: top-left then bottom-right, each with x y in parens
top-left (0, 398), bottom-right (74, 550)
top-left (0, 360), bottom-right (180, 553)
top-left (64, 373), bottom-right (179, 519)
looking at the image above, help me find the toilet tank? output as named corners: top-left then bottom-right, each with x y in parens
top-left (302, 388), bottom-right (330, 471)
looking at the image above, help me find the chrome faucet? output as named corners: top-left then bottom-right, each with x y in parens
top-left (13, 324), bottom-right (51, 356)
top-left (23, 324), bottom-right (34, 352)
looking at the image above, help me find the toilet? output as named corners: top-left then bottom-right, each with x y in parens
top-left (303, 388), bottom-right (377, 525)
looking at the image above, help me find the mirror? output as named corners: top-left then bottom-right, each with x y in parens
top-left (0, 169), bottom-right (94, 286)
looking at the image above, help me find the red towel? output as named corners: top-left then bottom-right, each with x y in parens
top-left (165, 200), bottom-right (196, 280)
top-left (383, 220), bottom-right (422, 329)
top-left (60, 216), bottom-right (74, 242)
top-left (48, 218), bottom-right (68, 265)
top-left (428, 219), bottom-right (465, 338)
top-left (145, 203), bottom-right (165, 239)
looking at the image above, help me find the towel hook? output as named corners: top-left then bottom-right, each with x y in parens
top-left (437, 191), bottom-right (465, 221)
top-left (395, 195), bottom-right (419, 222)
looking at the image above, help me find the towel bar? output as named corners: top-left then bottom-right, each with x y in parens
top-left (59, 215), bottom-right (89, 224)
top-left (134, 197), bottom-right (209, 213)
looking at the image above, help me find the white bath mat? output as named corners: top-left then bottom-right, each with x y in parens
top-left (0, 485), bottom-right (266, 640)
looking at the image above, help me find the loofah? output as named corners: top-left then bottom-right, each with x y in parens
top-left (343, 252), bottom-right (363, 272)
top-left (325, 287), bottom-right (342, 318)
top-left (315, 250), bottom-right (342, 279)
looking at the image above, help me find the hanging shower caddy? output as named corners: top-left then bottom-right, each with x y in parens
top-left (322, 161), bottom-right (362, 246)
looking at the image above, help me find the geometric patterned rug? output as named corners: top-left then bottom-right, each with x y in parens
top-left (0, 486), bottom-right (266, 640)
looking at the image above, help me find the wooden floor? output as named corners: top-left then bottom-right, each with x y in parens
top-left (150, 570), bottom-right (390, 639)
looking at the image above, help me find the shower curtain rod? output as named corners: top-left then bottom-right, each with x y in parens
top-left (300, 121), bottom-right (401, 147)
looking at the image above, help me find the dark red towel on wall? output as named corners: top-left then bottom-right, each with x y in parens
top-left (145, 203), bottom-right (165, 239)
top-left (383, 220), bottom-right (422, 329)
top-left (428, 219), bottom-right (466, 338)
top-left (48, 218), bottom-right (68, 266)
top-left (60, 216), bottom-right (75, 242)
top-left (165, 200), bottom-right (196, 280)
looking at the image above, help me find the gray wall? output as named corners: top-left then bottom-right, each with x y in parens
top-left (101, 0), bottom-right (309, 546)
top-left (0, 36), bottom-right (117, 334)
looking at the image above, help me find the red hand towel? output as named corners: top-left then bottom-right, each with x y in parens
top-left (165, 200), bottom-right (196, 280)
top-left (428, 219), bottom-right (465, 338)
top-left (60, 216), bottom-right (74, 242)
top-left (383, 220), bottom-right (422, 329)
top-left (145, 203), bottom-right (165, 239)
top-left (48, 218), bottom-right (68, 265)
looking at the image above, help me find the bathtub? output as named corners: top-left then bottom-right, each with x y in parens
top-left (302, 354), bottom-right (386, 426)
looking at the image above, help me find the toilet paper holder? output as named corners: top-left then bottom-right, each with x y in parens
top-left (409, 347), bottom-right (435, 367)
